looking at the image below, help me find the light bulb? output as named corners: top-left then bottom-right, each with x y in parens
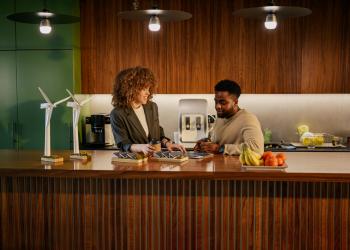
top-left (39, 18), bottom-right (52, 34)
top-left (148, 15), bottom-right (160, 32)
top-left (264, 13), bottom-right (277, 30)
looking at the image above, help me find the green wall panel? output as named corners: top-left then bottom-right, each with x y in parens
top-left (0, 0), bottom-right (80, 149)
top-left (0, 0), bottom-right (15, 49)
top-left (16, 50), bottom-right (74, 149)
top-left (15, 0), bottom-right (79, 49)
top-left (0, 51), bottom-right (17, 149)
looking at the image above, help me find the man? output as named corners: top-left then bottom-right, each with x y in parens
top-left (194, 80), bottom-right (264, 155)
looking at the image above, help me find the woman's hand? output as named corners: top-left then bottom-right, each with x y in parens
top-left (166, 142), bottom-right (186, 153)
top-left (130, 144), bottom-right (155, 155)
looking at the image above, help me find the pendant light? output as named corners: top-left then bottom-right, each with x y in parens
top-left (233, 0), bottom-right (311, 30)
top-left (7, 0), bottom-right (79, 35)
top-left (118, 0), bottom-right (192, 32)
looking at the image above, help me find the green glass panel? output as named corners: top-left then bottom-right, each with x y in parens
top-left (16, 50), bottom-right (74, 149)
top-left (15, 0), bottom-right (79, 49)
top-left (0, 0), bottom-right (15, 49)
top-left (0, 51), bottom-right (17, 149)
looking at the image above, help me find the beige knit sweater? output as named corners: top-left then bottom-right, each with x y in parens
top-left (211, 109), bottom-right (264, 155)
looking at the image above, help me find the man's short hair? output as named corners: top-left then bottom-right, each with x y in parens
top-left (214, 80), bottom-right (241, 98)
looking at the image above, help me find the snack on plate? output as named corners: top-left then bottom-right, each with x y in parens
top-left (112, 152), bottom-right (148, 163)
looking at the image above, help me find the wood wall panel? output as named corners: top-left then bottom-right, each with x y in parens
top-left (80, 0), bottom-right (167, 94)
top-left (344, 1), bottom-right (350, 93)
top-left (80, 0), bottom-right (350, 94)
top-left (165, 0), bottom-right (212, 93)
top-left (255, 2), bottom-right (303, 93)
top-left (211, 0), bottom-right (256, 93)
top-left (300, 0), bottom-right (347, 93)
top-left (2, 176), bottom-right (350, 249)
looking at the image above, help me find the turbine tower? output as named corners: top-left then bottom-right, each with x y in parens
top-left (66, 89), bottom-right (92, 160)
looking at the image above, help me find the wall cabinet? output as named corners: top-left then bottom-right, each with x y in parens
top-left (0, 51), bottom-right (17, 149)
top-left (81, 0), bottom-right (350, 94)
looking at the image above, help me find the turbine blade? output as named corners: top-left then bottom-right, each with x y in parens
top-left (38, 87), bottom-right (52, 104)
top-left (80, 96), bottom-right (93, 106)
top-left (66, 89), bottom-right (80, 104)
top-left (53, 96), bottom-right (71, 106)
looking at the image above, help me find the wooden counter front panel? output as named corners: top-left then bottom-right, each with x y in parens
top-left (1, 177), bottom-right (349, 249)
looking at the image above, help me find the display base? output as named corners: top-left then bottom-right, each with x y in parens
top-left (70, 153), bottom-right (91, 160)
top-left (41, 155), bottom-right (64, 163)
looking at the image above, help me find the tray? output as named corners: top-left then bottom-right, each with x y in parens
top-left (187, 152), bottom-right (214, 159)
top-left (111, 157), bottom-right (147, 164)
top-left (242, 164), bottom-right (288, 171)
top-left (151, 156), bottom-right (189, 163)
top-left (291, 142), bottom-right (346, 148)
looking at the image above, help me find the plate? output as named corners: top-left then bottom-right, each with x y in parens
top-left (187, 152), bottom-right (214, 159)
top-left (241, 164), bottom-right (288, 171)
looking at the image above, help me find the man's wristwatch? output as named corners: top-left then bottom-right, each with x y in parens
top-left (218, 145), bottom-right (225, 153)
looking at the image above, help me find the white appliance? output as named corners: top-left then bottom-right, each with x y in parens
top-left (178, 99), bottom-right (208, 144)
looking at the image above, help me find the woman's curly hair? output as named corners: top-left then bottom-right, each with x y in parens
top-left (112, 67), bottom-right (157, 108)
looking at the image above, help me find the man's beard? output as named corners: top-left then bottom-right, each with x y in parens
top-left (217, 106), bottom-right (235, 118)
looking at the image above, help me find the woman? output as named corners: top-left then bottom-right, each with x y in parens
top-left (110, 67), bottom-right (185, 155)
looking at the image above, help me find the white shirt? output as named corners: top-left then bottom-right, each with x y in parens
top-left (133, 105), bottom-right (149, 137)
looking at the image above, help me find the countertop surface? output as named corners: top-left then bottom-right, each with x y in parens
top-left (1, 150), bottom-right (350, 181)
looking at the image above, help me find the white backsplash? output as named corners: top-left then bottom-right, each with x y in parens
top-left (76, 94), bottom-right (350, 144)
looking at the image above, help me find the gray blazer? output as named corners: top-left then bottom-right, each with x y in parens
top-left (110, 101), bottom-right (167, 151)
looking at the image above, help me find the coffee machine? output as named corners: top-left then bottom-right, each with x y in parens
top-left (82, 114), bottom-right (114, 148)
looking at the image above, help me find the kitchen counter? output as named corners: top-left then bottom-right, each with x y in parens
top-left (1, 150), bottom-right (350, 249)
top-left (1, 150), bottom-right (350, 181)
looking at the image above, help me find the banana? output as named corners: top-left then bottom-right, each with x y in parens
top-left (246, 148), bottom-right (260, 166)
top-left (240, 144), bottom-right (251, 165)
top-left (249, 149), bottom-right (262, 161)
top-left (239, 151), bottom-right (246, 165)
top-left (240, 143), bottom-right (262, 166)
top-left (244, 148), bottom-right (252, 165)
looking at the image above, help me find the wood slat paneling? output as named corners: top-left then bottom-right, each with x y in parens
top-left (2, 177), bottom-right (350, 249)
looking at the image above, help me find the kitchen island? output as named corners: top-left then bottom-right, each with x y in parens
top-left (1, 150), bottom-right (350, 249)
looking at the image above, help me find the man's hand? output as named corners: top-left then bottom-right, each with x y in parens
top-left (130, 144), bottom-right (155, 156)
top-left (199, 142), bottom-right (220, 153)
top-left (194, 138), bottom-right (210, 151)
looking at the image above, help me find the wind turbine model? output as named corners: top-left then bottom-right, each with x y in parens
top-left (38, 87), bottom-right (71, 162)
top-left (66, 89), bottom-right (92, 160)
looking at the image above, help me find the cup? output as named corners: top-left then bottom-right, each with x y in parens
top-left (332, 136), bottom-right (342, 146)
top-left (150, 139), bottom-right (161, 152)
top-left (173, 132), bottom-right (180, 144)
